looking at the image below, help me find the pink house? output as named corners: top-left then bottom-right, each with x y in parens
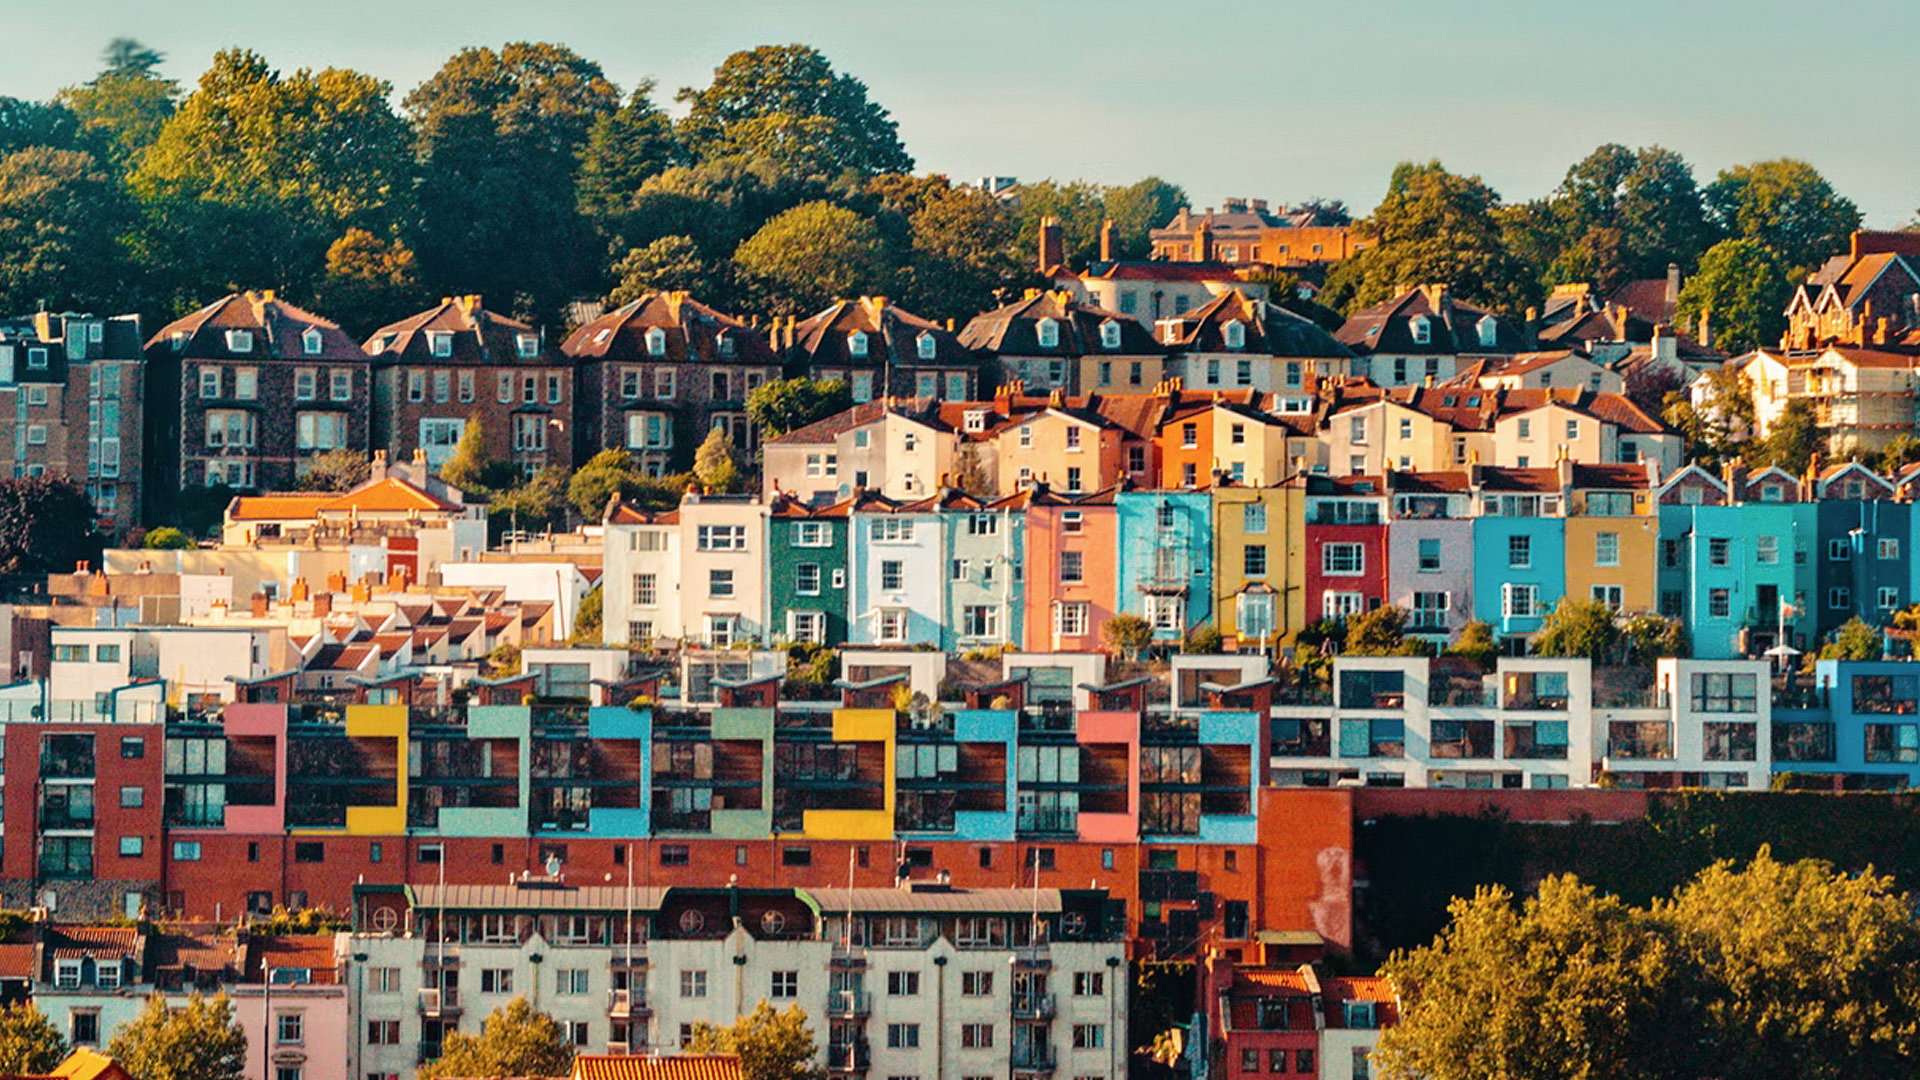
top-left (1023, 485), bottom-right (1121, 651)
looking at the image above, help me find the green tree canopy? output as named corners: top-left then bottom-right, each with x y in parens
top-left (1102, 613), bottom-right (1153, 660)
top-left (141, 526), bottom-right (194, 550)
top-left (418, 997), bottom-right (575, 1080)
top-left (1323, 160), bottom-right (1537, 316)
top-left (313, 227), bottom-right (423, 337)
top-left (578, 81), bottom-right (682, 221)
top-left (1533, 143), bottom-right (1711, 292)
top-left (0, 1002), bottom-right (67, 1074)
top-left (899, 181), bottom-right (1024, 323)
top-left (491, 466), bottom-right (570, 541)
top-left (608, 235), bottom-right (728, 307)
top-left (294, 447), bottom-right (371, 492)
top-left (405, 42), bottom-right (620, 321)
top-left (108, 994), bottom-right (248, 1080)
top-left (57, 38), bottom-right (179, 168)
top-left (0, 146), bottom-right (134, 313)
top-left (440, 416), bottom-right (516, 494)
top-left (1819, 616), bottom-right (1883, 662)
top-left (747, 377), bottom-right (852, 439)
top-left (1676, 237), bottom-right (1792, 353)
top-left (1345, 605), bottom-right (1431, 657)
top-left (677, 45), bottom-right (911, 176)
top-left (1757, 397), bottom-right (1823, 473)
top-left (688, 1001), bottom-right (822, 1080)
top-left (132, 49), bottom-right (415, 307)
top-left (568, 448), bottom-right (647, 521)
top-left (1530, 597), bottom-right (1622, 662)
top-left (694, 427), bottom-right (744, 493)
top-left (733, 200), bottom-right (897, 315)
top-left (0, 476), bottom-right (102, 574)
top-left (1706, 159), bottom-right (1862, 276)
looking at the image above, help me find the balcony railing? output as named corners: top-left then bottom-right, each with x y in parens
top-left (1012, 992), bottom-right (1056, 1019)
top-left (827, 1042), bottom-right (871, 1072)
top-left (608, 988), bottom-right (648, 1017)
top-left (1016, 808), bottom-right (1078, 834)
top-left (1011, 1047), bottom-right (1057, 1072)
top-left (827, 989), bottom-right (871, 1017)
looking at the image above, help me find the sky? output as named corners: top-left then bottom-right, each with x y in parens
top-left (5, 0), bottom-right (1918, 226)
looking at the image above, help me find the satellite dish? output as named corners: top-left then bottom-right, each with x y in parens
top-left (545, 855), bottom-right (562, 877)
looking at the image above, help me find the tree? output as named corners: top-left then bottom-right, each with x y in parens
top-left (695, 427), bottom-right (744, 493)
top-left (568, 586), bottom-right (603, 644)
top-left (1010, 179), bottom-right (1107, 269)
top-left (108, 994), bottom-right (247, 1080)
top-left (142, 526), bottom-right (194, 550)
top-left (1103, 613), bottom-right (1154, 660)
top-left (676, 45), bottom-right (911, 176)
top-left (1444, 620), bottom-right (1499, 669)
top-left (733, 201), bottom-right (897, 315)
top-left (1530, 597), bottom-right (1622, 662)
top-left (1322, 161), bottom-right (1537, 316)
top-left (1676, 238), bottom-right (1793, 353)
top-left (0, 146), bottom-right (134, 314)
top-left (747, 377), bottom-right (852, 438)
top-left (900, 182), bottom-right (1024, 323)
top-left (440, 417), bottom-right (511, 493)
top-left (294, 447), bottom-right (371, 492)
top-left (406, 43), bottom-right (620, 322)
top-left (1620, 613), bottom-right (1688, 664)
top-left (490, 466), bottom-right (569, 540)
top-left (608, 236), bottom-right (727, 306)
top-left (418, 997), bottom-right (574, 1080)
top-left (688, 1001), bottom-right (822, 1080)
top-left (0, 1002), bottom-right (66, 1074)
top-left (1706, 160), bottom-right (1862, 276)
top-left (1376, 876), bottom-right (1679, 1080)
top-left (1184, 625), bottom-right (1224, 655)
top-left (56, 38), bottom-right (179, 168)
top-left (1536, 144), bottom-right (1711, 292)
top-left (1100, 177), bottom-right (1188, 259)
top-left (1344, 605), bottom-right (1422, 656)
top-left (1819, 617), bottom-right (1883, 662)
top-left (1759, 398), bottom-right (1823, 473)
top-left (568, 448), bottom-right (646, 521)
top-left (0, 477), bottom-right (102, 575)
top-left (132, 49), bottom-right (415, 307)
top-left (578, 81), bottom-right (682, 221)
top-left (314, 228), bottom-right (422, 337)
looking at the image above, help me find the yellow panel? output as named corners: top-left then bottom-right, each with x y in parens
top-left (830, 708), bottom-right (896, 742)
top-left (345, 703), bottom-right (408, 736)
top-left (347, 805), bottom-right (407, 835)
top-left (802, 809), bottom-right (894, 841)
top-left (343, 703), bottom-right (407, 834)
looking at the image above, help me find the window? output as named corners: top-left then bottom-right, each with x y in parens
top-left (962, 971), bottom-right (993, 996)
top-left (1830, 587), bottom-right (1852, 610)
top-left (1691, 673), bottom-right (1757, 713)
top-left (369, 967), bottom-right (399, 994)
top-left (1502, 583), bottom-right (1539, 619)
top-left (880, 560), bottom-right (904, 591)
top-left (632, 574), bottom-right (658, 606)
top-left (1074, 972), bottom-right (1105, 996)
top-left (1243, 544), bottom-right (1267, 578)
top-left (681, 970), bottom-right (707, 998)
top-left (367, 1021), bottom-right (401, 1045)
top-left (1709, 538), bottom-right (1730, 566)
top-left (481, 969), bottom-right (513, 994)
top-left (1757, 535), bottom-right (1779, 564)
top-left (330, 369), bottom-right (352, 401)
top-left (772, 970), bottom-right (798, 998)
top-left (709, 569), bottom-right (734, 598)
top-left (557, 969), bottom-right (590, 995)
top-left (1181, 423), bottom-right (1197, 448)
top-left (1565, 419), bottom-right (1579, 441)
top-left (1882, 538), bottom-right (1902, 560)
top-left (1708, 588), bottom-right (1731, 619)
top-left (1594, 532), bottom-right (1619, 567)
top-left (70, 1013), bottom-right (98, 1045)
top-left (294, 841), bottom-right (324, 863)
top-left (119, 836), bottom-right (142, 857)
top-left (698, 525), bottom-right (747, 550)
top-left (847, 331), bottom-right (869, 358)
top-left (1508, 535), bottom-right (1531, 569)
top-left (796, 563), bottom-right (821, 596)
top-left (1417, 537), bottom-right (1441, 571)
top-left (961, 1023), bottom-right (994, 1049)
top-left (173, 841), bottom-right (202, 861)
top-left (962, 606), bottom-right (1000, 638)
top-left (1055, 602), bottom-right (1089, 637)
top-left (887, 1024), bottom-right (919, 1049)
top-left (1060, 551), bottom-right (1083, 582)
top-left (296, 412), bottom-right (348, 451)
top-left (1322, 543), bottom-right (1363, 575)
top-left (1883, 587), bottom-right (1901, 610)
top-left (661, 845), bottom-right (690, 866)
top-left (1065, 427), bottom-right (1081, 450)
top-left (1072, 1024), bottom-right (1105, 1049)
top-left (277, 1012), bottom-right (303, 1044)
top-left (205, 410), bottom-right (255, 449)
top-left (870, 518), bottom-right (912, 542)
top-left (1830, 538), bottom-right (1852, 562)
top-left (1592, 584), bottom-right (1624, 611)
top-left (1323, 591), bottom-right (1365, 619)
top-left (512, 413), bottom-right (547, 451)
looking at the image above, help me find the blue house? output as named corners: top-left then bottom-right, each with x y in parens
top-left (1115, 490), bottom-right (1215, 642)
top-left (1811, 464), bottom-right (1907, 638)
top-left (1469, 468), bottom-right (1566, 647)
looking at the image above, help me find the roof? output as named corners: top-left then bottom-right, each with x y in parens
top-left (1335, 285), bottom-right (1524, 356)
top-left (788, 297), bottom-right (968, 369)
top-left (1606, 276), bottom-right (1681, 325)
top-left (1233, 969), bottom-right (1313, 994)
top-left (47, 927), bottom-right (136, 960)
top-left (50, 1050), bottom-right (129, 1080)
top-left (766, 400), bottom-right (888, 446)
top-left (1072, 260), bottom-right (1243, 284)
top-left (802, 888), bottom-right (1063, 914)
top-left (319, 477), bottom-right (460, 514)
top-left (229, 495), bottom-right (333, 522)
top-left (146, 290), bottom-right (365, 361)
top-left (562, 292), bottom-right (775, 367)
top-left (1475, 467), bottom-right (1562, 493)
top-left (572, 1055), bottom-right (742, 1080)
top-left (0, 943), bottom-right (34, 980)
top-left (1158, 289), bottom-right (1351, 359)
top-left (958, 291), bottom-right (1163, 358)
top-left (365, 296), bottom-right (553, 366)
top-left (151, 928), bottom-right (236, 973)
top-left (258, 934), bottom-right (340, 984)
top-left (1324, 975), bottom-right (1397, 1003)
top-left (408, 883), bottom-right (667, 913)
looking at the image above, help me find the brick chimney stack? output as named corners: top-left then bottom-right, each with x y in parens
top-left (1099, 219), bottom-right (1119, 263)
top-left (1039, 217), bottom-right (1065, 272)
top-left (1195, 211), bottom-right (1215, 263)
top-left (1666, 263), bottom-right (1681, 308)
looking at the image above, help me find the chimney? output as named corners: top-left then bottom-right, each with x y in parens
top-left (290, 577), bottom-right (310, 602)
top-left (1039, 217), bottom-right (1065, 272)
top-left (1666, 263), bottom-right (1681, 307)
top-left (1194, 216), bottom-right (1215, 263)
top-left (1698, 309), bottom-right (1713, 348)
top-left (1651, 324), bottom-right (1677, 365)
top-left (250, 592), bottom-right (269, 618)
top-left (312, 591), bottom-right (332, 618)
top-left (1099, 219), bottom-right (1119, 263)
top-left (1877, 317), bottom-right (1890, 347)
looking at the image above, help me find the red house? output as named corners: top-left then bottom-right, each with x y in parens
top-left (1302, 475), bottom-right (1389, 625)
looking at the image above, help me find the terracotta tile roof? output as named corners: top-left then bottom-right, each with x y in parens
top-left (1475, 466), bottom-right (1561, 493)
top-left (1388, 470), bottom-right (1470, 493)
top-left (48, 927), bottom-right (136, 960)
top-left (230, 495), bottom-right (333, 521)
top-left (572, 1055), bottom-right (742, 1080)
top-left (51, 1048), bottom-right (130, 1080)
top-left (1233, 969), bottom-right (1312, 994)
top-left (0, 943), bottom-right (35, 979)
top-left (153, 929), bottom-right (237, 973)
top-left (1605, 277), bottom-right (1680, 325)
top-left (1074, 260), bottom-right (1243, 283)
top-left (766, 401), bottom-right (888, 446)
top-left (258, 934), bottom-right (339, 984)
top-left (561, 292), bottom-right (775, 366)
top-left (308, 643), bottom-right (376, 672)
top-left (1570, 463), bottom-right (1651, 490)
top-left (1818, 347), bottom-right (1920, 369)
top-left (319, 478), bottom-right (459, 514)
top-left (605, 501), bottom-right (679, 525)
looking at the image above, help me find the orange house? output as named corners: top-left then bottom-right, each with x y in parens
top-left (1023, 486), bottom-right (1121, 650)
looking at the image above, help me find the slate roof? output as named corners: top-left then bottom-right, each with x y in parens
top-left (562, 292), bottom-right (775, 366)
top-left (147, 291), bottom-right (364, 361)
top-left (365, 296), bottom-right (556, 366)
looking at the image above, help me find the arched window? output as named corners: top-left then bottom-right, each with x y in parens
top-left (1099, 320), bottom-right (1122, 350)
top-left (1223, 320), bottom-right (1246, 349)
top-left (645, 327), bottom-right (668, 357)
top-left (1035, 318), bottom-right (1060, 349)
top-left (849, 331), bottom-right (869, 358)
top-left (1410, 315), bottom-right (1431, 345)
top-left (916, 332), bottom-right (937, 360)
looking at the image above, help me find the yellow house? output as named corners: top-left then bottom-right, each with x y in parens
top-left (1490, 392), bottom-right (1682, 473)
top-left (1323, 397), bottom-right (1459, 475)
top-left (1562, 463), bottom-right (1659, 615)
top-left (1213, 484), bottom-right (1306, 648)
top-left (991, 406), bottom-right (1124, 494)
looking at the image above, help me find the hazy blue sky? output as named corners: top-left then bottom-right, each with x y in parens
top-left (8, 0), bottom-right (1918, 225)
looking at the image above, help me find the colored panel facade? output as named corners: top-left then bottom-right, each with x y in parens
top-left (1214, 486), bottom-right (1306, 647)
top-left (1116, 491), bottom-right (1215, 642)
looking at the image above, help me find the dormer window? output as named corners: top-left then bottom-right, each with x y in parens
top-left (717, 332), bottom-right (737, 359)
top-left (849, 331), bottom-right (870, 359)
top-left (964, 409), bottom-right (986, 433)
top-left (1476, 314), bottom-right (1498, 348)
top-left (645, 327), bottom-right (667, 357)
top-left (1223, 319), bottom-right (1246, 350)
top-left (224, 329), bottom-right (253, 353)
top-left (516, 333), bottom-right (539, 359)
top-left (427, 331), bottom-right (452, 358)
top-left (1035, 318), bottom-right (1060, 349)
top-left (1409, 316), bottom-right (1431, 345)
top-left (1100, 320), bottom-right (1122, 350)
top-left (915, 331), bottom-right (936, 361)
top-left (301, 328), bottom-right (322, 355)
top-left (1162, 323), bottom-right (1180, 345)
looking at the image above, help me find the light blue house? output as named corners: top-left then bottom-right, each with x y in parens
top-left (1115, 490), bottom-right (1214, 643)
top-left (1469, 469), bottom-right (1566, 645)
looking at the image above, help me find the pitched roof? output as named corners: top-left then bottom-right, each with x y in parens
top-left (257, 934), bottom-right (340, 983)
top-left (561, 292), bottom-right (775, 366)
top-left (789, 297), bottom-right (968, 369)
top-left (766, 401), bottom-right (889, 446)
top-left (1336, 285), bottom-right (1524, 356)
top-left (1233, 969), bottom-right (1313, 994)
top-left (50, 1049), bottom-right (130, 1080)
top-left (1475, 466), bottom-right (1562, 493)
top-left (47, 927), bottom-right (136, 960)
top-left (146, 291), bottom-right (364, 361)
top-left (958, 291), bottom-right (1163, 357)
top-left (366, 296), bottom-right (554, 366)
top-left (1158, 289), bottom-right (1351, 359)
top-left (229, 495), bottom-right (334, 522)
top-left (319, 477), bottom-right (459, 514)
top-left (572, 1055), bottom-right (742, 1080)
top-left (0, 943), bottom-right (35, 979)
top-left (1073, 260), bottom-right (1243, 283)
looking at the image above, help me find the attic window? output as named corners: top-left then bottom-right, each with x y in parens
top-left (1100, 320), bottom-right (1122, 350)
top-left (1162, 324), bottom-right (1179, 345)
top-left (849, 331), bottom-right (869, 359)
top-left (915, 332), bottom-right (936, 361)
top-left (1036, 318), bottom-right (1060, 349)
top-left (1466, 395), bottom-right (1481, 407)
top-left (1223, 320), bottom-right (1246, 350)
top-left (1476, 314), bottom-right (1498, 349)
top-left (964, 409), bottom-right (987, 433)
top-left (645, 327), bottom-right (667, 357)
top-left (427, 331), bottom-right (452, 358)
top-left (717, 332), bottom-right (737, 359)
top-left (593, 328), bottom-right (612, 345)
top-left (1410, 316), bottom-right (1431, 346)
top-left (516, 334), bottom-right (539, 359)
top-left (301, 328), bottom-right (322, 356)
top-left (224, 329), bottom-right (253, 353)
top-left (1441, 395), bottom-right (1457, 407)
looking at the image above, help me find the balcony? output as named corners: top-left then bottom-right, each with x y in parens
top-left (418, 987), bottom-right (461, 1018)
top-left (1012, 992), bottom-right (1057, 1020)
top-left (826, 990), bottom-right (871, 1017)
top-left (1011, 1047), bottom-right (1057, 1073)
top-left (827, 1042), bottom-right (871, 1072)
top-left (608, 988), bottom-right (648, 1018)
top-left (1016, 807), bottom-right (1078, 835)
top-left (1607, 722), bottom-right (1673, 760)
